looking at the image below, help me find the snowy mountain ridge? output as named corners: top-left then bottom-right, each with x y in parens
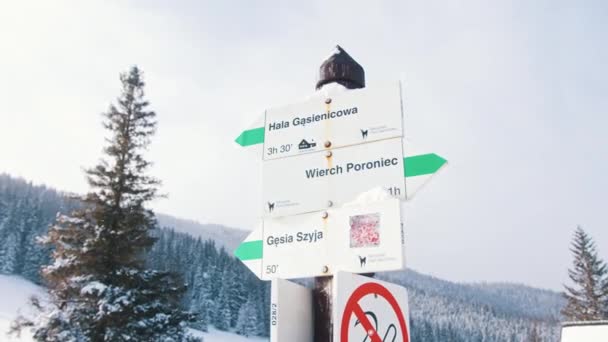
top-left (156, 213), bottom-right (247, 253)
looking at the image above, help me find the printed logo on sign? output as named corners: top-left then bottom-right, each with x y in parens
top-left (360, 129), bottom-right (369, 139)
top-left (267, 202), bottom-right (275, 213)
top-left (358, 255), bottom-right (367, 267)
top-left (298, 139), bottom-right (317, 150)
top-left (350, 213), bottom-right (381, 248)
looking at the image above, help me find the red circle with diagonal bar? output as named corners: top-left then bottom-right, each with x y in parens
top-left (340, 282), bottom-right (409, 342)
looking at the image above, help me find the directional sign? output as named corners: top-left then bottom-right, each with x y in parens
top-left (234, 83), bottom-right (448, 285)
top-left (333, 272), bottom-right (410, 342)
top-left (263, 138), bottom-right (405, 217)
top-left (235, 198), bottom-right (405, 280)
top-left (260, 83), bottom-right (402, 160)
top-left (234, 84), bottom-right (448, 202)
top-left (270, 279), bottom-right (313, 342)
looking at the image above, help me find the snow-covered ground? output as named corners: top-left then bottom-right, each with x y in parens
top-left (0, 275), bottom-right (40, 341)
top-left (0, 275), bottom-right (267, 342)
top-left (189, 327), bottom-right (267, 342)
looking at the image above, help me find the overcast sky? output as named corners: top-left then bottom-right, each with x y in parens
top-left (1, 0), bottom-right (606, 291)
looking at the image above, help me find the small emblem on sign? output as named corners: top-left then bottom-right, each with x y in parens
top-left (298, 139), bottom-right (317, 150)
top-left (358, 255), bottom-right (367, 267)
top-left (360, 129), bottom-right (369, 139)
top-left (268, 202), bottom-right (275, 212)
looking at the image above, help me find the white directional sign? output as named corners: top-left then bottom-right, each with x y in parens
top-left (263, 83), bottom-right (403, 160)
top-left (234, 82), bottom-right (448, 284)
top-left (235, 198), bottom-right (405, 280)
top-left (333, 272), bottom-right (410, 342)
top-left (263, 138), bottom-right (405, 217)
top-left (270, 279), bottom-right (313, 342)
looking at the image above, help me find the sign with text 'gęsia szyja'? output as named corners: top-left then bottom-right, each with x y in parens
top-left (235, 198), bottom-right (404, 280)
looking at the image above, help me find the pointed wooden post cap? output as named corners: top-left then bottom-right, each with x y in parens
top-left (316, 45), bottom-right (365, 90)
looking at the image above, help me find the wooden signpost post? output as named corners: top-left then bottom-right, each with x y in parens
top-left (234, 46), bottom-right (447, 341)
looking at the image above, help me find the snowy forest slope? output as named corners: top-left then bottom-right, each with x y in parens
top-left (156, 213), bottom-right (247, 252)
top-left (0, 174), bottom-right (565, 341)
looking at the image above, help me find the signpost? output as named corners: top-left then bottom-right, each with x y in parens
top-left (271, 278), bottom-right (314, 342)
top-left (234, 45), bottom-right (447, 341)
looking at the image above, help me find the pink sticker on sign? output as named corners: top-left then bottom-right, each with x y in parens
top-left (349, 213), bottom-right (380, 248)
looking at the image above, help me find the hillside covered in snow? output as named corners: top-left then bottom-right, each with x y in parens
top-left (0, 174), bottom-right (565, 341)
top-left (0, 275), bottom-right (265, 342)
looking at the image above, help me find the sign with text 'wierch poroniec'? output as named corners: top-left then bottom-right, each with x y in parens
top-left (263, 137), bottom-right (405, 217)
top-left (263, 83), bottom-right (403, 160)
top-left (234, 198), bottom-right (404, 281)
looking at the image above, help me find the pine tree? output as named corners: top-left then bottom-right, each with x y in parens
top-left (255, 289), bottom-right (268, 336)
top-left (19, 67), bottom-right (199, 341)
top-left (225, 267), bottom-right (246, 327)
top-left (235, 297), bottom-right (258, 337)
top-left (189, 268), bottom-right (210, 332)
top-left (562, 226), bottom-right (608, 321)
top-left (214, 272), bottom-right (233, 331)
top-left (0, 203), bottom-right (21, 274)
top-left (525, 323), bottom-right (541, 342)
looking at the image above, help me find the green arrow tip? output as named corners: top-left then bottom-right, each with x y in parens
top-left (235, 127), bottom-right (265, 147)
top-left (404, 153), bottom-right (447, 177)
top-left (235, 240), bottom-right (263, 261)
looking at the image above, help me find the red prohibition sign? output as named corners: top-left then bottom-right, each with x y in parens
top-left (340, 282), bottom-right (409, 342)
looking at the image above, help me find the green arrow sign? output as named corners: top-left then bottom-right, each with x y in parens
top-left (404, 153), bottom-right (446, 177)
top-left (234, 126), bottom-right (446, 179)
top-left (234, 240), bottom-right (263, 261)
top-left (235, 127), bottom-right (265, 147)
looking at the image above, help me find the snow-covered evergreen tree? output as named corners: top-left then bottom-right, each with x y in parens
top-left (188, 268), bottom-right (210, 332)
top-left (255, 289), bottom-right (268, 336)
top-left (562, 226), bottom-right (608, 321)
top-left (235, 297), bottom-right (258, 337)
top-left (214, 271), bottom-right (233, 331)
top-left (0, 203), bottom-right (21, 273)
top-left (0, 175), bottom-right (71, 284)
top-left (18, 67), bottom-right (198, 341)
top-left (526, 323), bottom-right (542, 342)
top-left (225, 267), bottom-right (246, 327)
